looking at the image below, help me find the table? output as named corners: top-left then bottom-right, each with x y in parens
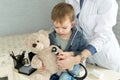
top-left (86, 64), bottom-right (120, 80)
top-left (12, 64), bottom-right (120, 80)
top-left (0, 65), bottom-right (14, 80)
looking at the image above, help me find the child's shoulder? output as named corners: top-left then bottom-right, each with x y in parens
top-left (72, 27), bottom-right (82, 35)
top-left (49, 30), bottom-right (56, 38)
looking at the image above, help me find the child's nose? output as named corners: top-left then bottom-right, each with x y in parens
top-left (58, 29), bottom-right (63, 33)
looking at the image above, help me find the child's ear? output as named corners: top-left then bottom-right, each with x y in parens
top-left (71, 20), bottom-right (75, 27)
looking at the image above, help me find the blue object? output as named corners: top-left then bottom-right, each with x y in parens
top-left (50, 73), bottom-right (59, 80)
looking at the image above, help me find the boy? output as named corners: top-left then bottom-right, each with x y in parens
top-left (49, 2), bottom-right (87, 80)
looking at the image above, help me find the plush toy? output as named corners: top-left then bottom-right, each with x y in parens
top-left (26, 30), bottom-right (62, 80)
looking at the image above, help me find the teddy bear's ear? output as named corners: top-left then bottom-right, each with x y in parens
top-left (38, 30), bottom-right (48, 37)
top-left (25, 33), bottom-right (36, 48)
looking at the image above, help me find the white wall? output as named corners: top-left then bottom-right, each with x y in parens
top-left (0, 0), bottom-right (64, 36)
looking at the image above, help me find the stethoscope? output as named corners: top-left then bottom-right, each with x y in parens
top-left (51, 45), bottom-right (87, 80)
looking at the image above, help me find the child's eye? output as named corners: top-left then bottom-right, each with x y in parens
top-left (55, 27), bottom-right (59, 29)
top-left (37, 40), bottom-right (39, 43)
top-left (63, 27), bottom-right (67, 29)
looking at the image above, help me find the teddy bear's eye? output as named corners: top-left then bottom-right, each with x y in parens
top-left (37, 40), bottom-right (39, 43)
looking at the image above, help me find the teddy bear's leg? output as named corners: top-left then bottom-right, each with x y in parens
top-left (31, 55), bottom-right (42, 68)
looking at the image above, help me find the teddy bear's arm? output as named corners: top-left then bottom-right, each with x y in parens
top-left (31, 55), bottom-right (42, 68)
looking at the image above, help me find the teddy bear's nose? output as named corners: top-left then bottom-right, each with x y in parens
top-left (32, 43), bottom-right (37, 48)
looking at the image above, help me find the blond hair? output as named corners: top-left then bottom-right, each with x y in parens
top-left (51, 2), bottom-right (75, 24)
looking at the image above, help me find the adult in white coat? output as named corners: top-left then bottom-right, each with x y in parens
top-left (57, 0), bottom-right (120, 72)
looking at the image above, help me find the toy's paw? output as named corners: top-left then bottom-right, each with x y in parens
top-left (31, 55), bottom-right (42, 68)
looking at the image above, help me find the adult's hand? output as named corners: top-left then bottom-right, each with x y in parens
top-left (57, 51), bottom-right (81, 70)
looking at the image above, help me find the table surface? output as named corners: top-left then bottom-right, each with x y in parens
top-left (0, 65), bottom-right (14, 80)
top-left (12, 64), bottom-right (120, 80)
top-left (86, 64), bottom-right (120, 80)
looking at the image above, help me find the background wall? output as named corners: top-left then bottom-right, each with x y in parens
top-left (0, 0), bottom-right (120, 45)
top-left (0, 0), bottom-right (64, 36)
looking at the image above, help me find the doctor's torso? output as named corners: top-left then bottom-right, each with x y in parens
top-left (65, 0), bottom-right (118, 40)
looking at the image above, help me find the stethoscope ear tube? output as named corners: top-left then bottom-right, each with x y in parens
top-left (66, 63), bottom-right (87, 80)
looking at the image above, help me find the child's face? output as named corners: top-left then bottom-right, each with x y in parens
top-left (53, 17), bottom-right (74, 37)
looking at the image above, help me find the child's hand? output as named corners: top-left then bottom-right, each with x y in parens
top-left (57, 51), bottom-right (76, 70)
top-left (57, 51), bottom-right (73, 60)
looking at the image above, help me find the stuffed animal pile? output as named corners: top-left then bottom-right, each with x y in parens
top-left (26, 30), bottom-right (62, 80)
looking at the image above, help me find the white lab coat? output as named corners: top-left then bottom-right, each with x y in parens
top-left (66, 0), bottom-right (120, 72)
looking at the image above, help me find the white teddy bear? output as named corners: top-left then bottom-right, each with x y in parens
top-left (26, 30), bottom-right (62, 80)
